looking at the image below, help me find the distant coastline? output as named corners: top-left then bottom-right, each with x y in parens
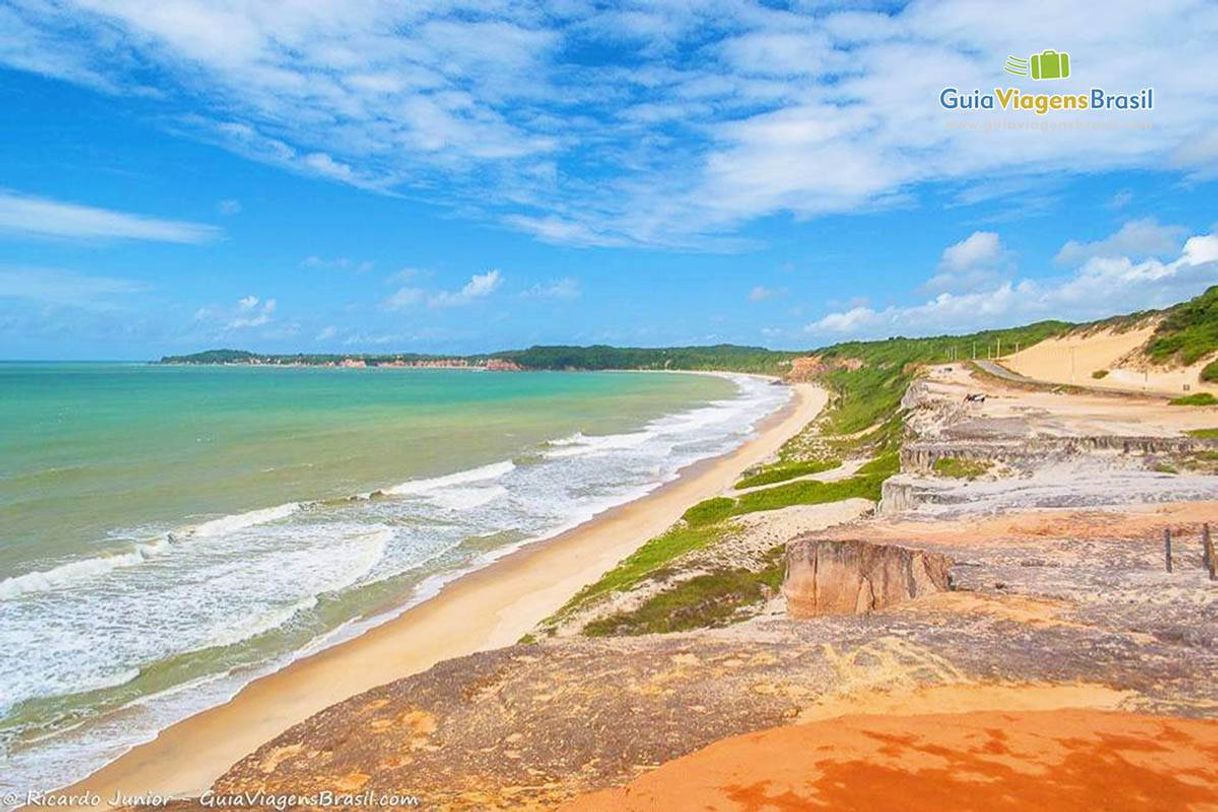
top-left (156, 345), bottom-right (803, 375)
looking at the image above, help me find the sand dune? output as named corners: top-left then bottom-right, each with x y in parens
top-left (1003, 321), bottom-right (1218, 396)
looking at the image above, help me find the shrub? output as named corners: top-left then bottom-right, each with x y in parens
top-left (682, 497), bottom-right (736, 527)
top-left (1169, 393), bottom-right (1218, 406)
top-left (932, 457), bottom-right (991, 479)
top-left (736, 458), bottom-right (841, 489)
top-left (582, 569), bottom-right (771, 636)
top-left (555, 522), bottom-right (733, 614)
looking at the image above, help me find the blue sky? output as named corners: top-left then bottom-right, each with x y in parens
top-left (1, 1), bottom-right (1217, 359)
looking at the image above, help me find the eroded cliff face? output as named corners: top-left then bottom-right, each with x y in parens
top-left (783, 538), bottom-right (952, 617)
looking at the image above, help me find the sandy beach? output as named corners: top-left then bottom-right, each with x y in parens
top-left (60, 381), bottom-right (826, 803)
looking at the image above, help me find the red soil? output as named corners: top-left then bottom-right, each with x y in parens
top-left (563, 709), bottom-right (1218, 811)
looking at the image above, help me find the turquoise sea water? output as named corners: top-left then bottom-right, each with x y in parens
top-left (0, 363), bottom-right (788, 795)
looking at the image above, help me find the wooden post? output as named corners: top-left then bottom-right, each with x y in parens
top-left (1204, 523), bottom-right (1217, 581)
top-left (1165, 528), bottom-right (1173, 573)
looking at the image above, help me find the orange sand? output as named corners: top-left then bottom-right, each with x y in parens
top-left (565, 709), bottom-right (1218, 811)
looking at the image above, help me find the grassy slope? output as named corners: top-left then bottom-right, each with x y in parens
top-left (1144, 285), bottom-right (1218, 380)
top-left (548, 321), bottom-right (1075, 636)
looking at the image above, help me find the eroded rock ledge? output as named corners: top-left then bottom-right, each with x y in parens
top-left (783, 538), bottom-right (953, 617)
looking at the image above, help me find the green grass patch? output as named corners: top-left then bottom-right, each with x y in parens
top-left (932, 457), bottom-right (991, 479)
top-left (583, 547), bottom-right (787, 637)
top-left (812, 322), bottom-right (1070, 436)
top-left (736, 458), bottom-right (841, 489)
top-left (681, 497), bottom-right (736, 526)
top-left (582, 570), bottom-right (766, 636)
top-left (1170, 393), bottom-right (1218, 406)
top-left (1153, 462), bottom-right (1179, 474)
top-left (734, 471), bottom-right (888, 514)
top-left (1186, 428), bottom-right (1218, 439)
top-left (1091, 369), bottom-right (1110, 379)
top-left (684, 454), bottom-right (896, 530)
top-left (551, 522), bottom-right (735, 618)
top-left (1145, 285), bottom-right (1218, 367)
top-left (856, 451), bottom-right (901, 477)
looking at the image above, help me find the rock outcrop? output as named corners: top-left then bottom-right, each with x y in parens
top-left (783, 538), bottom-right (952, 617)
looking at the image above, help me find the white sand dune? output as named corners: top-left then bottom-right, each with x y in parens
top-left (1003, 321), bottom-right (1218, 396)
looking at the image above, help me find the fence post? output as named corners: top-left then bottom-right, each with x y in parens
top-left (1165, 528), bottom-right (1173, 573)
top-left (1204, 523), bottom-right (1216, 581)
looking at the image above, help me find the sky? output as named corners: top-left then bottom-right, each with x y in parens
top-left (1, 0), bottom-right (1217, 360)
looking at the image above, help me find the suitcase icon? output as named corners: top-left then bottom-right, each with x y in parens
top-left (1030, 50), bottom-right (1070, 80)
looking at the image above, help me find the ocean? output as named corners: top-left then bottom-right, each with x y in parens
top-left (0, 362), bottom-right (789, 795)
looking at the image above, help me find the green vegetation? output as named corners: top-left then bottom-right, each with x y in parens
top-left (1169, 393), bottom-right (1218, 406)
top-left (493, 344), bottom-right (798, 374)
top-left (735, 459), bottom-right (841, 490)
top-left (814, 321), bottom-right (1070, 435)
top-left (1146, 285), bottom-right (1218, 367)
top-left (553, 522), bottom-right (736, 618)
top-left (932, 456), bottom-right (991, 479)
top-left (684, 458), bottom-right (897, 528)
top-left (1091, 369), bottom-right (1110, 379)
top-left (583, 546), bottom-right (787, 637)
top-left (1186, 428), bottom-right (1218, 439)
top-left (681, 497), bottom-right (736, 527)
top-left (160, 349), bottom-right (467, 366)
top-left (584, 569), bottom-right (769, 636)
top-left (160, 349), bottom-right (257, 364)
top-left (1153, 462), bottom-right (1179, 475)
top-left (161, 344), bottom-right (798, 374)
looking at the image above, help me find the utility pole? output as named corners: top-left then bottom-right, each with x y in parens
top-left (972, 341), bottom-right (976, 360)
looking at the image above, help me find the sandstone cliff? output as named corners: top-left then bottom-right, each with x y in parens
top-left (782, 538), bottom-right (952, 617)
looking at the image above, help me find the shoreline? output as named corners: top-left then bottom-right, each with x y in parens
top-left (60, 380), bottom-right (826, 804)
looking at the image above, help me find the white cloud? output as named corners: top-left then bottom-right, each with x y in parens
top-left (315, 325), bottom-right (338, 341)
top-left (1055, 218), bottom-right (1187, 266)
top-left (522, 277), bottom-right (580, 299)
top-left (302, 255), bottom-right (374, 272)
top-left (807, 230), bottom-right (1218, 339)
top-left (0, 190), bottom-right (220, 243)
top-left (196, 294), bottom-right (277, 330)
top-left (808, 306), bottom-right (879, 334)
top-left (217, 198), bottom-right (242, 216)
top-left (383, 286), bottom-right (424, 310)
top-left (925, 231), bottom-right (1013, 293)
top-left (0, 266), bottom-right (146, 308)
top-left (428, 270), bottom-right (503, 308)
top-left (386, 267), bottom-right (423, 284)
top-left (5, 3), bottom-right (1218, 247)
top-left (382, 269), bottom-right (503, 309)
top-left (748, 285), bottom-right (781, 302)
